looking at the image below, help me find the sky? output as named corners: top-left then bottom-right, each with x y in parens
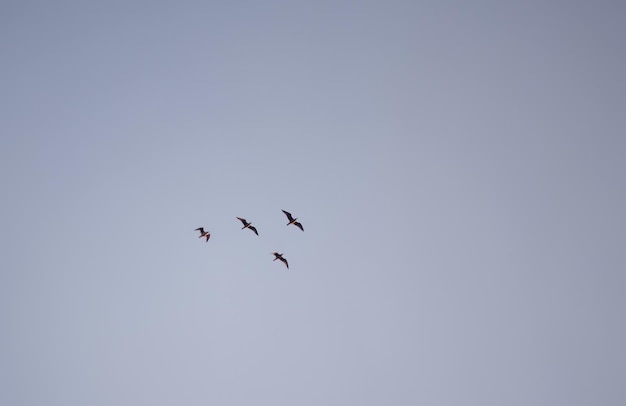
top-left (1, 1), bottom-right (625, 405)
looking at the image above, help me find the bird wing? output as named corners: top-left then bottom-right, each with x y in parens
top-left (195, 227), bottom-right (205, 233)
top-left (249, 226), bottom-right (258, 235)
top-left (281, 257), bottom-right (289, 269)
top-left (205, 233), bottom-right (211, 241)
top-left (294, 221), bottom-right (304, 231)
top-left (236, 217), bottom-right (247, 225)
top-left (282, 210), bottom-right (294, 222)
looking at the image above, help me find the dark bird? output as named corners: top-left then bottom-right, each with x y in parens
top-left (237, 217), bottom-right (259, 235)
top-left (282, 210), bottom-right (304, 231)
top-left (195, 227), bottom-right (211, 242)
top-left (271, 252), bottom-right (289, 269)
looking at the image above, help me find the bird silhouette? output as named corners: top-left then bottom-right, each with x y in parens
top-left (195, 227), bottom-right (211, 242)
top-left (237, 217), bottom-right (259, 235)
top-left (282, 210), bottom-right (303, 231)
top-left (271, 252), bottom-right (289, 269)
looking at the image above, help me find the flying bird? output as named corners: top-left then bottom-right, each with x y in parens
top-left (271, 252), bottom-right (289, 269)
top-left (195, 227), bottom-right (211, 242)
top-left (282, 210), bottom-right (304, 231)
top-left (237, 217), bottom-right (259, 235)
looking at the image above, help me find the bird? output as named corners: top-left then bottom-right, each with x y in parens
top-left (271, 252), bottom-right (289, 269)
top-left (282, 210), bottom-right (304, 231)
top-left (236, 217), bottom-right (259, 235)
top-left (195, 227), bottom-right (211, 242)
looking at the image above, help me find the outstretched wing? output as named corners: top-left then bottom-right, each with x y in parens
top-left (236, 217), bottom-right (247, 225)
top-left (249, 226), bottom-right (259, 235)
top-left (280, 257), bottom-right (289, 269)
top-left (282, 210), bottom-right (294, 222)
top-left (195, 227), bottom-right (205, 234)
top-left (294, 221), bottom-right (304, 231)
top-left (204, 233), bottom-right (211, 241)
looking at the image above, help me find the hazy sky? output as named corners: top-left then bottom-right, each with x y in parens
top-left (1, 1), bottom-right (625, 405)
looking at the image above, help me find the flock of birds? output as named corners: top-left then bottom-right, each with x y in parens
top-left (195, 209), bottom-right (303, 270)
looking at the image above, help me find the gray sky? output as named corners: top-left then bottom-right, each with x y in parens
top-left (1, 1), bottom-right (625, 405)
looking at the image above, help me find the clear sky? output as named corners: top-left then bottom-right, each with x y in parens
top-left (1, 1), bottom-right (625, 405)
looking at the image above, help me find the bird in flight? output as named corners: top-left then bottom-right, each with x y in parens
top-left (282, 210), bottom-right (304, 231)
top-left (195, 227), bottom-right (211, 242)
top-left (271, 252), bottom-right (289, 269)
top-left (237, 217), bottom-right (259, 235)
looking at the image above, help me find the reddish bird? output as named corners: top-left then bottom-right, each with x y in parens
top-left (282, 210), bottom-right (303, 231)
top-left (195, 227), bottom-right (211, 242)
top-left (271, 252), bottom-right (289, 269)
top-left (237, 217), bottom-right (259, 235)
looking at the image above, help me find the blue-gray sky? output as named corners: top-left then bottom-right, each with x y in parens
top-left (2, 1), bottom-right (625, 405)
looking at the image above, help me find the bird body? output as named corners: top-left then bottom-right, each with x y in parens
top-left (195, 227), bottom-right (211, 242)
top-left (271, 252), bottom-right (289, 269)
top-left (282, 210), bottom-right (303, 231)
top-left (237, 217), bottom-right (259, 235)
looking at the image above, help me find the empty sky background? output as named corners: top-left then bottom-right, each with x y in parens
top-left (1, 1), bottom-right (625, 405)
